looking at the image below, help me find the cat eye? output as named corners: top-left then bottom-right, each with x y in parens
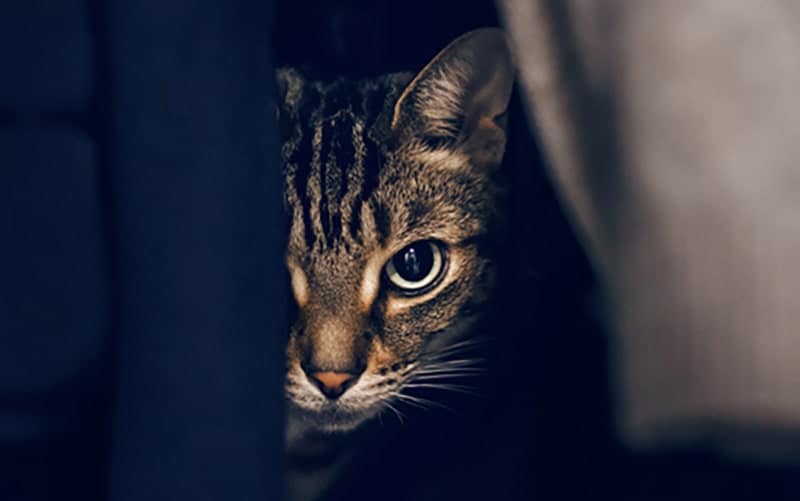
top-left (384, 241), bottom-right (446, 294)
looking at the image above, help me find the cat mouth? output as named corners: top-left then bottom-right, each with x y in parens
top-left (288, 400), bottom-right (380, 433)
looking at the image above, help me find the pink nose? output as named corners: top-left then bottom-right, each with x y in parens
top-left (308, 371), bottom-right (359, 399)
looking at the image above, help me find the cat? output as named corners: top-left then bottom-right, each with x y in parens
top-left (276, 28), bottom-right (515, 499)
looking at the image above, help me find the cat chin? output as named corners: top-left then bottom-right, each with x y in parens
top-left (313, 418), bottom-right (364, 434)
top-left (287, 403), bottom-right (379, 436)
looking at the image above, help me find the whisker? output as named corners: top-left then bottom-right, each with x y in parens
top-left (426, 358), bottom-right (485, 365)
top-left (409, 373), bottom-right (485, 382)
top-left (390, 393), bottom-right (429, 411)
top-left (435, 337), bottom-right (492, 352)
top-left (421, 354), bottom-right (486, 363)
top-left (417, 361), bottom-right (486, 371)
top-left (412, 367), bottom-right (486, 377)
top-left (383, 401), bottom-right (406, 424)
top-left (391, 391), bottom-right (455, 413)
top-left (412, 365), bottom-right (487, 374)
top-left (402, 383), bottom-right (482, 396)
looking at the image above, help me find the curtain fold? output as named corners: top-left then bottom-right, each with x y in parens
top-left (104, 1), bottom-right (287, 499)
top-left (499, 0), bottom-right (800, 462)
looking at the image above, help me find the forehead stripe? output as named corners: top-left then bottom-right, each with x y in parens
top-left (307, 116), bottom-right (326, 248)
top-left (289, 85), bottom-right (321, 249)
top-left (282, 72), bottom-right (414, 253)
top-left (341, 119), bottom-right (366, 244)
top-left (318, 118), bottom-right (332, 241)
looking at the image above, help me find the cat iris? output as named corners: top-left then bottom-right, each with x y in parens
top-left (384, 241), bottom-right (447, 294)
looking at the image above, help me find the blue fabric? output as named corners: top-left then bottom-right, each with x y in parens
top-left (0, 1), bottom-right (286, 500)
top-left (0, 1), bottom-right (93, 112)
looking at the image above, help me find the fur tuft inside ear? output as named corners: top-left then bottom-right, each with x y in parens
top-left (275, 67), bottom-right (305, 110)
top-left (391, 28), bottom-right (516, 149)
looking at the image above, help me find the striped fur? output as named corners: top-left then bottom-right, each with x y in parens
top-left (280, 68), bottom-right (410, 254)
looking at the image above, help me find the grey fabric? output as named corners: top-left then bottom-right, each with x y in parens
top-left (499, 0), bottom-right (800, 462)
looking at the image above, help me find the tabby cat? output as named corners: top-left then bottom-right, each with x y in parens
top-left (277, 27), bottom-right (515, 498)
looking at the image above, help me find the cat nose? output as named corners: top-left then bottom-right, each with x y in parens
top-left (308, 371), bottom-right (360, 399)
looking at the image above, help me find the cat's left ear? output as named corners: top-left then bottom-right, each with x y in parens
top-left (391, 28), bottom-right (516, 160)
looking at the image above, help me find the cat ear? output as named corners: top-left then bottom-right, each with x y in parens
top-left (275, 67), bottom-right (304, 110)
top-left (275, 68), bottom-right (305, 137)
top-left (391, 28), bottom-right (516, 152)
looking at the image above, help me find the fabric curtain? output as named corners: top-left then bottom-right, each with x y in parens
top-left (1, 1), bottom-right (287, 499)
top-left (499, 0), bottom-right (800, 462)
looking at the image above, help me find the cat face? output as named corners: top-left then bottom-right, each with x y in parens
top-left (277, 28), bottom-right (515, 433)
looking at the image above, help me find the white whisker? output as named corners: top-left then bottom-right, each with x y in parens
top-left (402, 383), bottom-right (481, 396)
top-left (412, 366), bottom-right (486, 374)
top-left (391, 391), bottom-right (455, 413)
top-left (383, 401), bottom-right (406, 424)
top-left (410, 374), bottom-right (484, 382)
top-left (425, 359), bottom-right (485, 367)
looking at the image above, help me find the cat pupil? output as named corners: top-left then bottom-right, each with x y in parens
top-left (396, 244), bottom-right (433, 282)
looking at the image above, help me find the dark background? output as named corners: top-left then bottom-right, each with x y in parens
top-left (274, 1), bottom-right (800, 500)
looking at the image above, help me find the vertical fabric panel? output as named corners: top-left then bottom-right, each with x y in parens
top-left (104, 1), bottom-right (286, 499)
top-left (500, 0), bottom-right (800, 462)
top-left (0, 0), bottom-right (92, 112)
